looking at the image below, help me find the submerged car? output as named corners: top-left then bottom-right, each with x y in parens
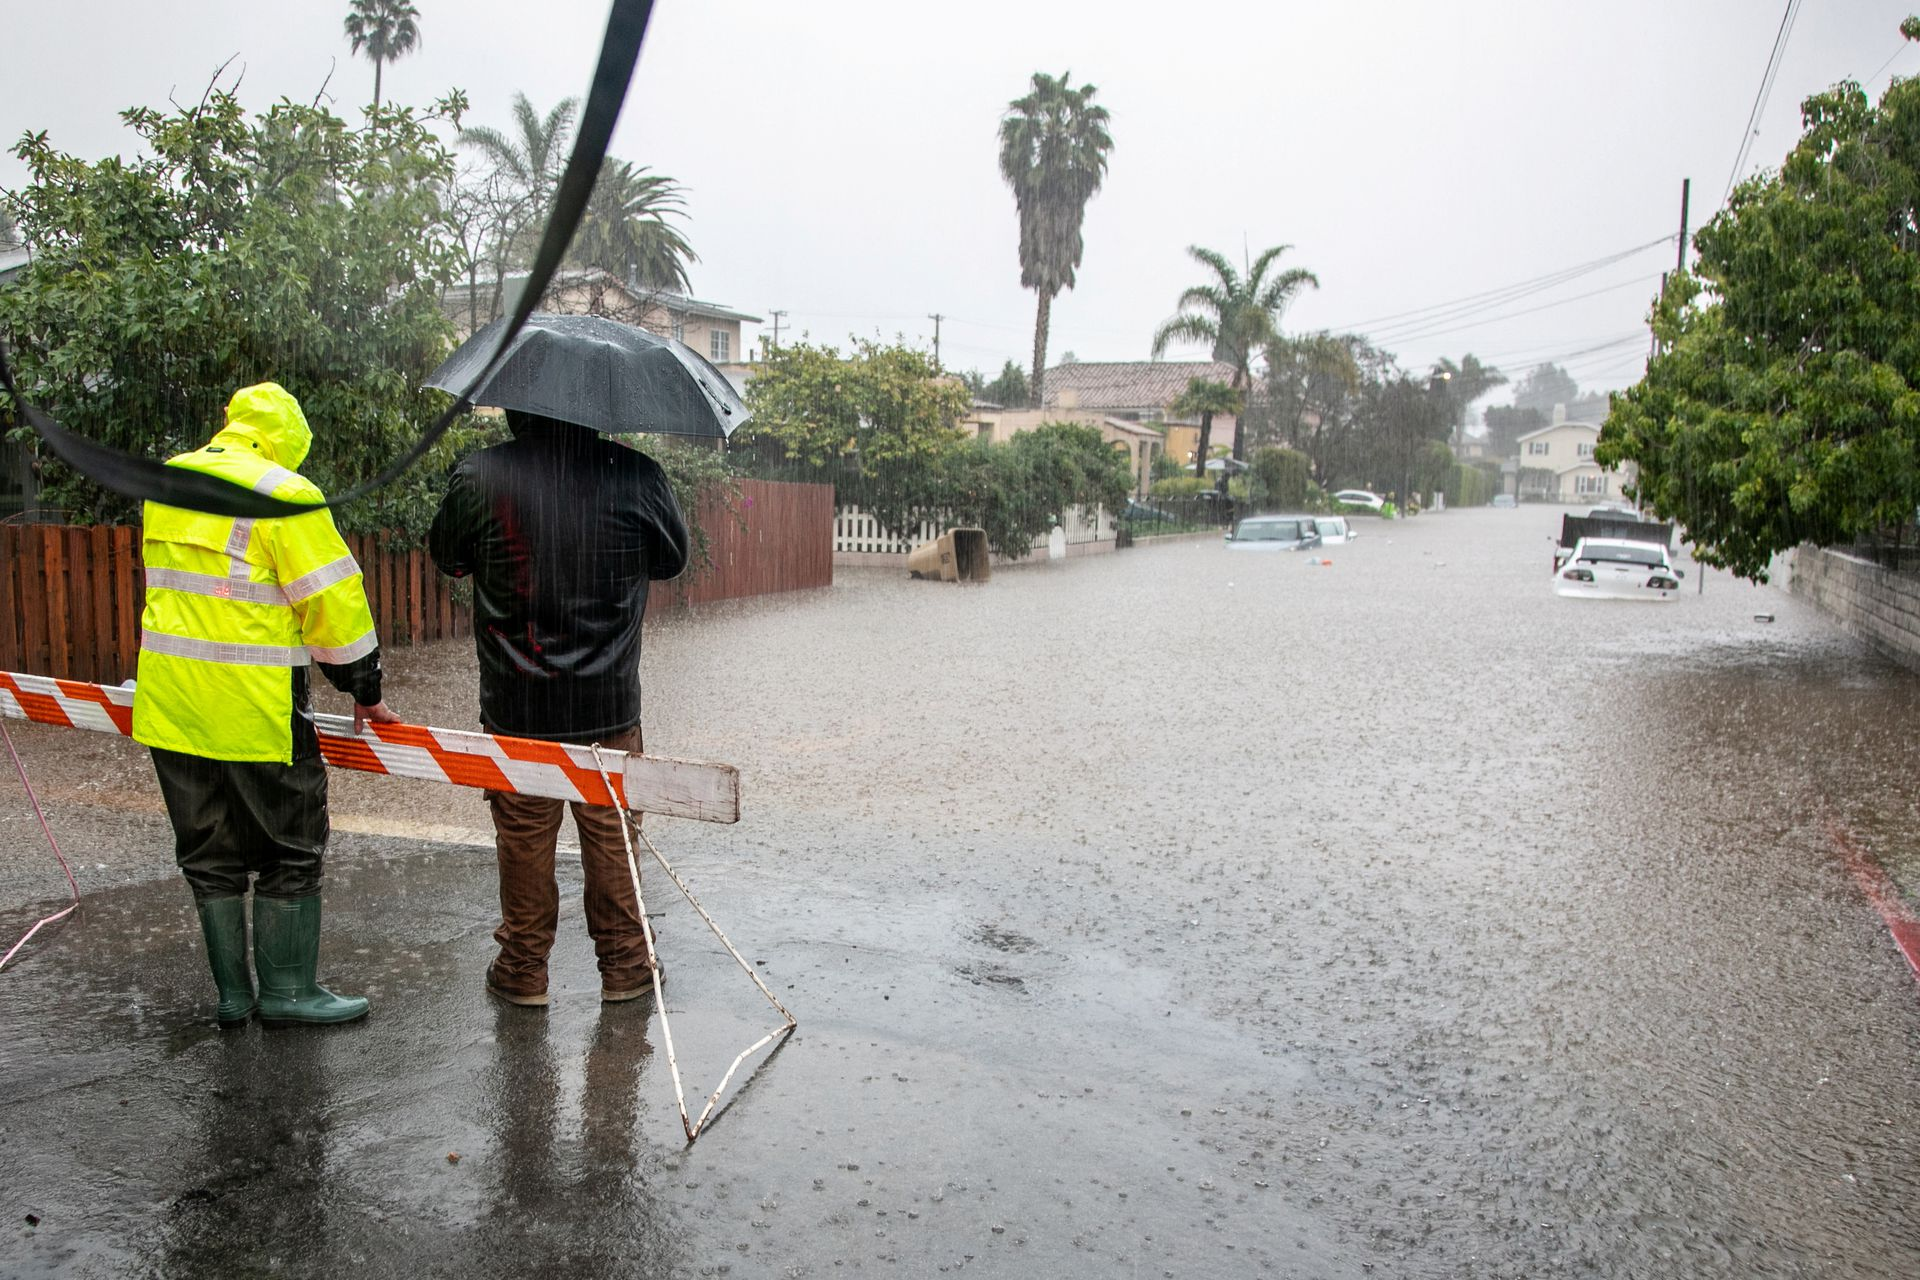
top-left (1226, 515), bottom-right (1323, 551)
top-left (1313, 515), bottom-right (1358, 544)
top-left (1554, 537), bottom-right (1684, 600)
top-left (1330, 489), bottom-right (1385, 512)
top-left (1491, 494), bottom-right (1517, 509)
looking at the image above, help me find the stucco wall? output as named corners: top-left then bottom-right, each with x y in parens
top-left (1787, 546), bottom-right (1920, 673)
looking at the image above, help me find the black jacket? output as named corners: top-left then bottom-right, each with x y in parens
top-left (428, 423), bottom-right (689, 742)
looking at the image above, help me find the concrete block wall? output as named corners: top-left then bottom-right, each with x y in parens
top-left (1787, 546), bottom-right (1920, 673)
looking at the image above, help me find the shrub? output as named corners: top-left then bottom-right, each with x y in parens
top-left (1249, 446), bottom-right (1311, 509)
top-left (1152, 475), bottom-right (1207, 498)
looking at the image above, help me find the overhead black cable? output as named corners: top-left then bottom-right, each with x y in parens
top-left (0, 0), bottom-right (656, 520)
top-left (1370, 273), bottom-right (1665, 347)
top-left (1322, 235), bottom-right (1675, 334)
top-left (1723, 0), bottom-right (1802, 203)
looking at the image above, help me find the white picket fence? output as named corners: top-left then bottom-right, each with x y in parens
top-left (833, 506), bottom-right (1114, 558)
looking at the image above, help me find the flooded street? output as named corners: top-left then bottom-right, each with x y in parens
top-left (6, 505), bottom-right (1920, 1278)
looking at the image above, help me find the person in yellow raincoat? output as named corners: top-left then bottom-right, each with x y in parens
top-left (132, 382), bottom-right (399, 1028)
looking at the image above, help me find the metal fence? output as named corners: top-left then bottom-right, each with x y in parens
top-left (1118, 494), bottom-right (1239, 534)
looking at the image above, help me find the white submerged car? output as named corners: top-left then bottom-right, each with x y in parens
top-left (1554, 538), bottom-right (1684, 600)
top-left (1313, 516), bottom-right (1357, 544)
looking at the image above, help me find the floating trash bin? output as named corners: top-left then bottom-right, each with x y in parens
top-left (906, 528), bottom-right (992, 582)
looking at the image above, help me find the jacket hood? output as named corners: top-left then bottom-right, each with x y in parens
top-left (215, 382), bottom-right (312, 470)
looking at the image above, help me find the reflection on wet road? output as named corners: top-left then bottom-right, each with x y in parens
top-left (5, 506), bottom-right (1920, 1278)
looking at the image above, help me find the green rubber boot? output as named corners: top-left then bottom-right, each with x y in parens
top-left (195, 896), bottom-right (255, 1028)
top-left (253, 895), bottom-right (369, 1028)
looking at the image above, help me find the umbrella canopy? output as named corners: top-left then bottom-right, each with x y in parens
top-left (425, 314), bottom-right (749, 438)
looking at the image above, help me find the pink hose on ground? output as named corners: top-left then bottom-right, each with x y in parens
top-left (0, 716), bottom-right (79, 971)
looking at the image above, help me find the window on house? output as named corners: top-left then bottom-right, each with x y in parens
top-left (1575, 473), bottom-right (1606, 495)
top-left (671, 321), bottom-right (685, 343)
top-left (710, 329), bottom-right (731, 362)
top-left (1577, 442), bottom-right (1594, 458)
top-left (1528, 440), bottom-right (1550, 456)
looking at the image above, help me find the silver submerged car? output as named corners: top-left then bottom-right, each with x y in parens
top-left (1226, 515), bottom-right (1324, 551)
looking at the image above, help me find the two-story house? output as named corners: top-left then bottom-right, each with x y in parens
top-left (1514, 405), bottom-right (1630, 502)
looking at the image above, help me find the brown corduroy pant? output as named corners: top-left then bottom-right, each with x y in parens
top-left (484, 725), bottom-right (657, 997)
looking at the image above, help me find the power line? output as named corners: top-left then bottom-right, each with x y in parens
top-left (1862, 40), bottom-right (1916, 90)
top-left (1321, 234), bottom-right (1674, 334)
top-left (1723, 0), bottom-right (1804, 203)
top-left (1371, 272), bottom-right (1665, 347)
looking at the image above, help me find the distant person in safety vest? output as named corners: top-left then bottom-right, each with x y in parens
top-left (428, 409), bottom-right (688, 1008)
top-left (132, 382), bottom-right (400, 1029)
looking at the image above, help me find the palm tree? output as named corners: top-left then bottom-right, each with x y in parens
top-left (460, 94), bottom-right (579, 309)
top-left (1170, 377), bottom-right (1244, 480)
top-left (343, 0), bottom-right (421, 107)
top-left (460, 94), bottom-right (579, 230)
top-left (998, 72), bottom-right (1114, 409)
top-left (570, 160), bottom-right (698, 293)
top-left (1152, 245), bottom-right (1318, 461)
top-left (1432, 353), bottom-right (1506, 446)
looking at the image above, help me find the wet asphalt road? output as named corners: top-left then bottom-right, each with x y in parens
top-left (4, 506), bottom-right (1920, 1278)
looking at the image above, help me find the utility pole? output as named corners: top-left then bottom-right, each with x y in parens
top-left (927, 313), bottom-right (944, 371)
top-left (1676, 178), bottom-right (1690, 275)
top-left (1649, 180), bottom-right (1691, 360)
top-left (768, 309), bottom-right (786, 351)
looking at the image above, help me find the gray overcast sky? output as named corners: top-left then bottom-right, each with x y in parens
top-left (2, 1), bottom-right (1913, 407)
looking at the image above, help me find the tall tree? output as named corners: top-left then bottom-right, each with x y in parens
top-left (1599, 18), bottom-right (1920, 580)
top-left (570, 159), bottom-right (697, 293)
top-left (1151, 244), bottom-right (1318, 461)
top-left (1432, 353), bottom-right (1506, 444)
top-left (0, 87), bottom-right (469, 529)
top-left (459, 93), bottom-right (578, 316)
top-left (1362, 374), bottom-right (1453, 509)
top-left (1170, 377), bottom-right (1243, 479)
top-left (1511, 362), bottom-right (1579, 418)
top-left (982, 359), bottom-right (1030, 408)
top-left (343, 0), bottom-right (421, 107)
top-left (998, 72), bottom-right (1113, 409)
top-left (1482, 404), bottom-right (1547, 456)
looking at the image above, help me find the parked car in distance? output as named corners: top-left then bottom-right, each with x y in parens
top-left (1313, 516), bottom-right (1357, 544)
top-left (1491, 494), bottom-right (1517, 509)
top-left (1586, 503), bottom-right (1642, 519)
top-left (1553, 537), bottom-right (1684, 600)
top-left (1226, 515), bottom-right (1323, 551)
top-left (1331, 489), bottom-right (1385, 512)
top-left (1118, 498), bottom-right (1174, 525)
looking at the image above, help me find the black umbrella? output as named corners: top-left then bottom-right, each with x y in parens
top-left (425, 313), bottom-right (750, 439)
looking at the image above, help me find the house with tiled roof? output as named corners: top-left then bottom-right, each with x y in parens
top-left (441, 268), bottom-right (760, 367)
top-left (1041, 360), bottom-right (1239, 463)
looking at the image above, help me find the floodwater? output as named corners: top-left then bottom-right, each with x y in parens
top-left (5, 505), bottom-right (1920, 1278)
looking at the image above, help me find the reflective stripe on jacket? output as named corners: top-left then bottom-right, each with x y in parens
top-left (131, 384), bottom-right (379, 764)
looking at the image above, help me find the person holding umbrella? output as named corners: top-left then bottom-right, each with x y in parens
top-left (426, 314), bottom-right (745, 1006)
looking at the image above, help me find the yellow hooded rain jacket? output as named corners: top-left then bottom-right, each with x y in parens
top-left (132, 383), bottom-right (380, 763)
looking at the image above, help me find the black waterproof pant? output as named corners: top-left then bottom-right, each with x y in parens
top-left (150, 748), bottom-right (329, 903)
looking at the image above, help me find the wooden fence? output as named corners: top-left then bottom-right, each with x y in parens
top-left (0, 478), bottom-right (831, 684)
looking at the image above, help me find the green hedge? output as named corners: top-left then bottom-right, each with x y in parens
top-left (1444, 461), bottom-right (1497, 507)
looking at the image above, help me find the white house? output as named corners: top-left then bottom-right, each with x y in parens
top-left (1515, 406), bottom-right (1630, 502)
